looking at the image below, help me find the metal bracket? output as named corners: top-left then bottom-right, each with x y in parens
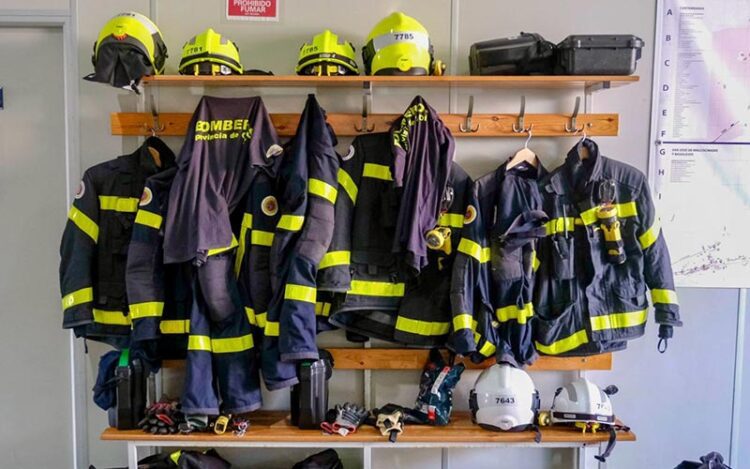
top-left (354, 81), bottom-right (375, 133)
top-left (512, 95), bottom-right (528, 133)
top-left (565, 96), bottom-right (585, 133)
top-left (459, 95), bottom-right (479, 133)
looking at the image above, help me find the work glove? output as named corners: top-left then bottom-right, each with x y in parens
top-left (376, 410), bottom-right (404, 443)
top-left (178, 414), bottom-right (209, 434)
top-left (321, 403), bottom-right (368, 436)
top-left (138, 401), bottom-right (182, 435)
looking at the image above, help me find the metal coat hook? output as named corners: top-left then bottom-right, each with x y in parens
top-left (354, 81), bottom-right (375, 133)
top-left (512, 95), bottom-right (527, 133)
top-left (459, 95), bottom-right (479, 133)
top-left (565, 96), bottom-right (585, 133)
top-left (144, 93), bottom-right (165, 136)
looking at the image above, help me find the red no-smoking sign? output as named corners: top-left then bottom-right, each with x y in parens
top-left (226, 0), bottom-right (280, 21)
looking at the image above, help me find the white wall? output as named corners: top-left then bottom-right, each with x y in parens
top-left (0, 0), bottom-right (743, 467)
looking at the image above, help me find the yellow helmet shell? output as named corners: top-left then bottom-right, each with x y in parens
top-left (296, 29), bottom-right (359, 76)
top-left (362, 12), bottom-right (434, 75)
top-left (94, 12), bottom-right (167, 72)
top-left (179, 28), bottom-right (243, 75)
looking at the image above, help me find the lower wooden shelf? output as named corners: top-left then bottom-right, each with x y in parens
top-left (101, 411), bottom-right (635, 446)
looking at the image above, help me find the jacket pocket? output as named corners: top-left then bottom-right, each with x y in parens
top-left (490, 241), bottom-right (524, 282)
top-left (533, 302), bottom-right (588, 356)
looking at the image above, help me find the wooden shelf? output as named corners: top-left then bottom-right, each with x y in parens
top-left (141, 74), bottom-right (638, 90)
top-left (162, 348), bottom-right (612, 372)
top-left (101, 411), bottom-right (634, 445)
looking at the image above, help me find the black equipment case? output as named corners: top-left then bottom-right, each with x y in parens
top-left (290, 349), bottom-right (334, 429)
top-left (469, 32), bottom-right (556, 75)
top-left (556, 35), bottom-right (644, 75)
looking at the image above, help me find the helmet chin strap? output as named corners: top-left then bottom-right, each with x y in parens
top-left (594, 426), bottom-right (619, 463)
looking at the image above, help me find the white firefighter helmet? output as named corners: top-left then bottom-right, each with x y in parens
top-left (470, 364), bottom-right (540, 431)
top-left (550, 378), bottom-right (618, 426)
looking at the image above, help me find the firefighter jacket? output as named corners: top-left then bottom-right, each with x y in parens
top-left (318, 132), bottom-right (471, 346)
top-left (60, 137), bottom-right (175, 347)
top-left (262, 95), bottom-right (339, 390)
top-left (163, 96), bottom-right (281, 265)
top-left (391, 96), bottom-right (455, 273)
top-left (450, 159), bottom-right (549, 367)
top-left (126, 167), bottom-right (191, 360)
top-left (532, 140), bottom-right (682, 356)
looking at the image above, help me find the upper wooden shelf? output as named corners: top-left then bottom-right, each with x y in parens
top-left (101, 411), bottom-right (635, 445)
top-left (141, 74), bottom-right (639, 90)
top-left (162, 348), bottom-right (612, 372)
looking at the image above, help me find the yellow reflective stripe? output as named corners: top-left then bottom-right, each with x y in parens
top-left (92, 309), bottom-right (130, 326)
top-left (129, 301), bottom-right (163, 319)
top-left (62, 287), bottom-right (93, 310)
top-left (134, 210), bottom-right (162, 230)
top-left (99, 196), bottom-right (139, 213)
top-left (478, 341), bottom-right (496, 357)
top-left (318, 250), bottom-right (351, 269)
top-left (580, 202), bottom-right (638, 226)
top-left (308, 178), bottom-right (338, 204)
top-left (652, 288), bottom-right (678, 306)
top-left (315, 302), bottom-right (332, 317)
top-left (68, 206), bottom-right (99, 243)
top-left (439, 213), bottom-right (464, 228)
top-left (170, 451), bottom-right (182, 465)
top-left (349, 280), bottom-right (405, 297)
top-left (187, 334), bottom-right (254, 353)
top-left (453, 313), bottom-right (473, 331)
top-left (284, 284), bottom-right (317, 303)
top-left (188, 335), bottom-right (212, 352)
top-left (256, 312), bottom-right (268, 328)
top-left (245, 307), bottom-right (257, 326)
top-left (363, 163), bottom-right (393, 181)
top-left (545, 217), bottom-right (579, 236)
top-left (265, 320), bottom-right (280, 337)
top-left (395, 317), bottom-right (450, 336)
top-left (639, 219), bottom-right (661, 250)
top-left (235, 213), bottom-right (255, 276)
top-left (207, 235), bottom-right (239, 257)
top-left (251, 230), bottom-right (274, 246)
top-left (532, 251), bottom-right (540, 272)
top-left (160, 320), bottom-right (190, 334)
top-left (535, 330), bottom-right (589, 355)
top-left (590, 309), bottom-right (648, 331)
top-left (212, 334), bottom-right (254, 353)
top-left (457, 238), bottom-right (490, 263)
top-left (278, 214), bottom-right (305, 231)
top-left (337, 169), bottom-right (358, 204)
top-left (495, 303), bottom-right (534, 324)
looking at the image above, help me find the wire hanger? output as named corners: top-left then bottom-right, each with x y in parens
top-left (507, 124), bottom-right (538, 170)
top-left (577, 126), bottom-right (590, 160)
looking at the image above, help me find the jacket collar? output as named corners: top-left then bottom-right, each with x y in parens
top-left (116, 137), bottom-right (176, 176)
top-left (547, 139), bottom-right (603, 196)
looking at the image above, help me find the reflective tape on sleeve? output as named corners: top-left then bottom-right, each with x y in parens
top-left (318, 250), bottom-right (350, 269)
top-left (362, 163), bottom-right (393, 181)
top-left (211, 334), bottom-right (254, 353)
top-left (535, 329), bottom-right (589, 355)
top-left (277, 214), bottom-right (305, 232)
top-left (337, 169), bottom-right (358, 203)
top-left (265, 321), bottom-right (280, 337)
top-left (255, 312), bottom-right (268, 329)
top-left (349, 280), bottom-right (405, 297)
top-left (62, 287), bottom-right (93, 311)
top-left (457, 238), bottom-right (490, 263)
top-left (284, 284), bottom-right (317, 303)
top-left (160, 320), bottom-right (190, 334)
top-left (590, 309), bottom-right (648, 332)
top-left (452, 313), bottom-right (473, 331)
top-left (651, 288), bottom-right (678, 306)
top-left (315, 302), bottom-right (332, 317)
top-left (251, 230), bottom-right (274, 246)
top-left (544, 217), bottom-right (579, 235)
top-left (134, 210), bottom-right (162, 230)
top-left (68, 206), bottom-right (99, 243)
top-left (308, 178), bottom-right (338, 204)
top-left (478, 341), bottom-right (496, 357)
top-left (639, 219), bottom-right (661, 250)
top-left (395, 317), bottom-right (450, 336)
top-left (439, 213), bottom-right (464, 228)
top-left (245, 307), bottom-right (257, 326)
top-left (188, 335), bottom-right (212, 352)
top-left (129, 301), bottom-right (164, 319)
top-left (495, 303), bottom-right (534, 324)
top-left (92, 309), bottom-right (131, 326)
top-left (98, 196), bottom-right (139, 213)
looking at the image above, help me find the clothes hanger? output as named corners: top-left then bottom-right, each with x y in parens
top-left (577, 127), bottom-right (590, 160)
top-left (507, 124), bottom-right (538, 170)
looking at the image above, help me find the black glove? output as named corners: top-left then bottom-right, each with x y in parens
top-left (138, 401), bottom-right (182, 435)
top-left (321, 403), bottom-right (368, 436)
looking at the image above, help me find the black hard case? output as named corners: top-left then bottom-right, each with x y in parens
top-left (469, 32), bottom-right (556, 75)
top-left (556, 35), bottom-right (644, 75)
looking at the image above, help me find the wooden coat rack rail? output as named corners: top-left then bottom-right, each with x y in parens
top-left (111, 111), bottom-right (618, 138)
